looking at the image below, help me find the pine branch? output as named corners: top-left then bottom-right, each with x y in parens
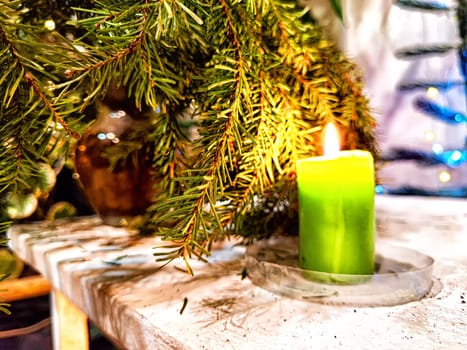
top-left (147, 0), bottom-right (378, 267)
top-left (66, 1), bottom-right (209, 110)
top-left (0, 0), bottom-right (378, 269)
top-left (0, 2), bottom-right (85, 229)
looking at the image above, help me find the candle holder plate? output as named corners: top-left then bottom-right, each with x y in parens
top-left (245, 236), bottom-right (435, 306)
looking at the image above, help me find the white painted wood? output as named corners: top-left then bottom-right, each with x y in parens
top-left (51, 290), bottom-right (89, 350)
top-left (7, 195), bottom-right (467, 350)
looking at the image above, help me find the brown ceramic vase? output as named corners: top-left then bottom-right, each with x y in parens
top-left (75, 99), bottom-right (157, 226)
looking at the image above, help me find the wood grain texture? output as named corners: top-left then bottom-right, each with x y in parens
top-left (0, 275), bottom-right (51, 302)
top-left (7, 195), bottom-right (467, 350)
top-left (52, 291), bottom-right (89, 350)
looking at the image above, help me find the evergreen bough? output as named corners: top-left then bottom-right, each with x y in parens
top-left (0, 0), bottom-right (377, 272)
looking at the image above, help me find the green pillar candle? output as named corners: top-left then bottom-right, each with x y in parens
top-left (296, 125), bottom-right (375, 276)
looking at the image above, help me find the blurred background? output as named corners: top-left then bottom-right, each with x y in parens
top-left (308, 0), bottom-right (466, 197)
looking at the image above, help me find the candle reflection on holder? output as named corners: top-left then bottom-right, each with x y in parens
top-left (296, 123), bottom-right (375, 279)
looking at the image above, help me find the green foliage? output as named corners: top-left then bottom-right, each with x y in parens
top-left (329, 0), bottom-right (343, 21)
top-left (0, 302), bottom-right (11, 315)
top-left (0, 0), bottom-right (377, 269)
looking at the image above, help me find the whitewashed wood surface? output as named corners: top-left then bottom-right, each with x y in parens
top-left (8, 195), bottom-right (467, 350)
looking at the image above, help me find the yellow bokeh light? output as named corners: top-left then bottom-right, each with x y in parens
top-left (424, 130), bottom-right (436, 142)
top-left (44, 19), bottom-right (56, 31)
top-left (426, 87), bottom-right (439, 99)
top-left (438, 170), bottom-right (451, 183)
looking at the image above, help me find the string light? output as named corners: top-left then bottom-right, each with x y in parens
top-left (438, 170), bottom-right (451, 183)
top-left (432, 143), bottom-right (444, 154)
top-left (450, 150), bottom-right (462, 162)
top-left (424, 130), bottom-right (436, 142)
top-left (426, 86), bottom-right (439, 99)
top-left (44, 19), bottom-right (55, 31)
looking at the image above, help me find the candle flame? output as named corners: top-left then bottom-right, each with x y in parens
top-left (323, 123), bottom-right (340, 156)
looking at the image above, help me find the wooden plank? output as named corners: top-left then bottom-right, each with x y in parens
top-left (51, 290), bottom-right (89, 350)
top-left (0, 275), bottom-right (51, 302)
top-left (5, 197), bottom-right (467, 349)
